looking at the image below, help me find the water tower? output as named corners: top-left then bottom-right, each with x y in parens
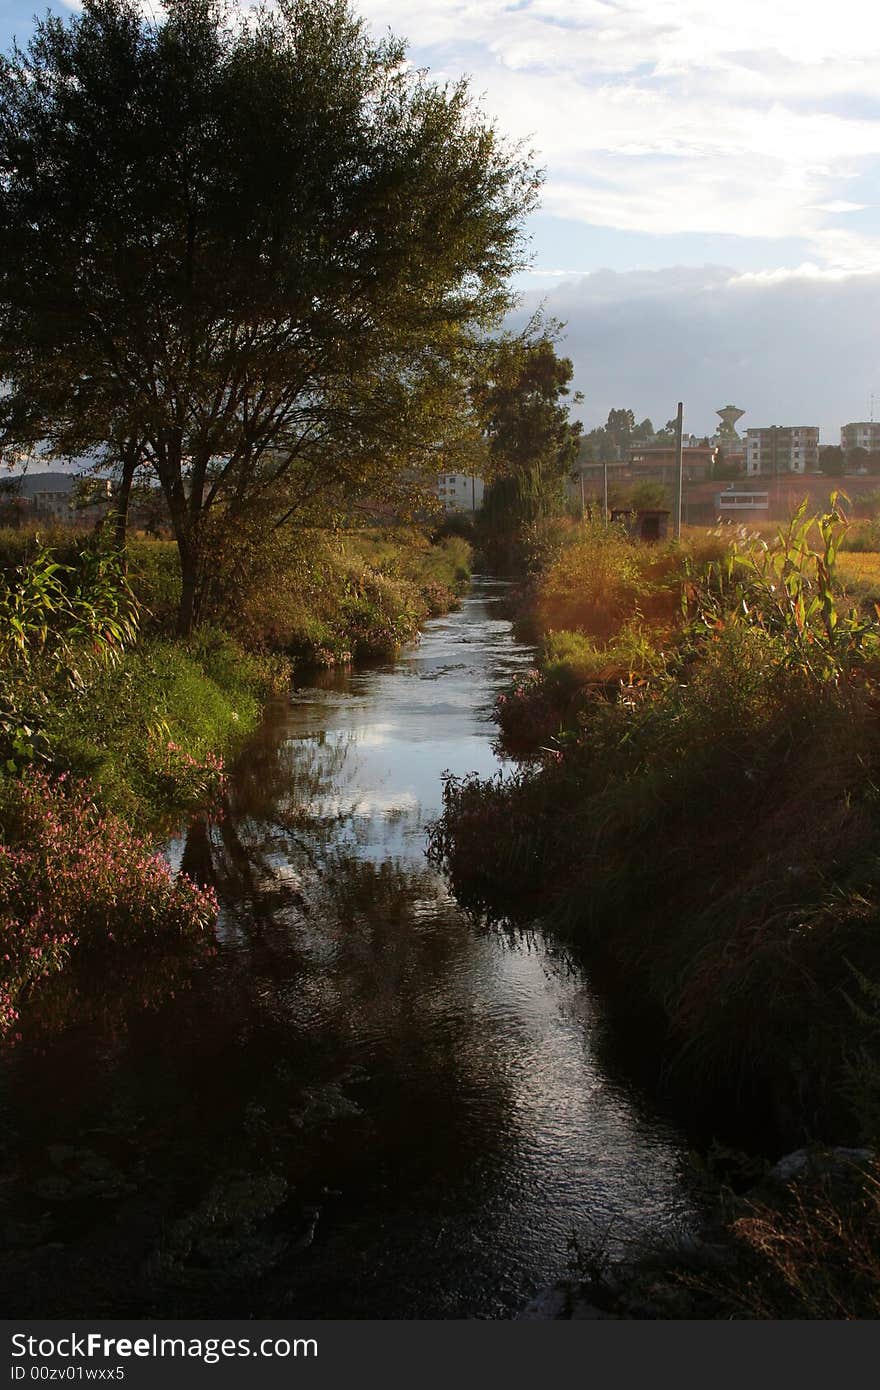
top-left (716, 404), bottom-right (745, 441)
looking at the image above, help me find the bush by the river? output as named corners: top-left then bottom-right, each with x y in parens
top-left (0, 770), bottom-right (217, 1040)
top-left (194, 524), bottom-right (472, 664)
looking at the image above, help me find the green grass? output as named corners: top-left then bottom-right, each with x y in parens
top-left (3, 631), bottom-right (287, 827)
top-left (0, 524), bottom-right (471, 826)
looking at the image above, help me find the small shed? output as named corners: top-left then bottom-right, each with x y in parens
top-left (612, 508), bottom-right (671, 542)
top-left (634, 508), bottom-right (670, 542)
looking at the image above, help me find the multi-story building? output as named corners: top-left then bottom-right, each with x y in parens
top-left (629, 440), bottom-right (716, 483)
top-left (434, 472), bottom-right (484, 514)
top-left (744, 426), bottom-right (819, 476)
top-left (6, 472), bottom-right (115, 525)
top-left (841, 422), bottom-right (880, 454)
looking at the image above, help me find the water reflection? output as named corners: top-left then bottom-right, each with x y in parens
top-left (0, 580), bottom-right (695, 1318)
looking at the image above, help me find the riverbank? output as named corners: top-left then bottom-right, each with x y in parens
top-left (430, 504), bottom-right (880, 1313)
top-left (523, 1144), bottom-right (880, 1319)
top-left (432, 507), bottom-right (880, 1140)
top-left (0, 524), bottom-right (471, 1038)
top-left (0, 578), bottom-right (698, 1319)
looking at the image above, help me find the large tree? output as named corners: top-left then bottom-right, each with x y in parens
top-left (604, 407), bottom-right (636, 457)
top-left (0, 0), bottom-right (539, 631)
top-left (472, 328), bottom-right (582, 542)
top-left (819, 445), bottom-right (846, 477)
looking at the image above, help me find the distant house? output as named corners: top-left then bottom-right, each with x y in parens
top-left (841, 422), bottom-right (880, 453)
top-left (9, 472), bottom-right (114, 525)
top-left (433, 472), bottom-right (484, 514)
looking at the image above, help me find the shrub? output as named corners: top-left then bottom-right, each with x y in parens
top-left (0, 770), bottom-right (216, 1039)
top-left (494, 668), bottom-right (566, 752)
top-left (196, 524), bottom-right (469, 662)
top-left (533, 522), bottom-right (678, 641)
top-left (0, 540), bottom-right (140, 772)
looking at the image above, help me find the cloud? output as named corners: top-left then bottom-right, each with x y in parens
top-left (357, 0), bottom-right (880, 266)
top-left (812, 201), bottom-right (867, 214)
top-left (26, 2), bottom-right (880, 270)
top-left (509, 263), bottom-right (880, 439)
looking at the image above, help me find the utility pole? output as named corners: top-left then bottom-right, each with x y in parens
top-left (579, 468), bottom-right (585, 518)
top-left (603, 457), bottom-right (609, 523)
top-left (673, 401), bottom-right (683, 540)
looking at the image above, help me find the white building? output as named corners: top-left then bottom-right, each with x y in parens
top-left (841, 422), bottom-right (880, 454)
top-left (744, 426), bottom-right (819, 476)
top-left (434, 472), bottom-right (484, 514)
top-left (716, 488), bottom-right (770, 515)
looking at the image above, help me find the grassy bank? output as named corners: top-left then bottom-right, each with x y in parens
top-left (1, 523), bottom-right (471, 1037)
top-left (431, 503), bottom-right (880, 1312)
top-left (430, 504), bottom-right (880, 1145)
top-left (0, 525), bottom-right (472, 663)
top-left (231, 526), bottom-right (471, 665)
top-left (491, 518), bottom-right (727, 750)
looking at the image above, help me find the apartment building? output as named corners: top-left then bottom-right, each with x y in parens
top-left (434, 472), bottom-right (484, 514)
top-left (744, 426), bottom-right (819, 476)
top-left (629, 440), bottom-right (716, 482)
top-left (841, 422), bottom-right (880, 453)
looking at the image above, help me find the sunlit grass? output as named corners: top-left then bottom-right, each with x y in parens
top-left (838, 551), bottom-right (880, 585)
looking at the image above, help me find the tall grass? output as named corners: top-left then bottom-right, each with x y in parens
top-left (492, 520), bottom-right (727, 749)
top-left (430, 499), bottom-right (880, 1146)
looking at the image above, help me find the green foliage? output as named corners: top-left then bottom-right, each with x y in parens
top-left (604, 407), bottom-right (635, 453)
top-left (473, 331), bottom-right (583, 479)
top-left (839, 520), bottom-right (880, 553)
top-left (580, 406), bottom-right (657, 465)
top-left (534, 520), bottom-right (690, 641)
top-left (474, 329), bottom-right (582, 567)
top-left (543, 624), bottom-right (666, 686)
top-left (0, 0), bottom-right (537, 631)
top-left (0, 539), bottom-right (288, 821)
top-left (691, 494), bottom-right (880, 682)
top-left (32, 633), bottom-right (287, 824)
top-left (197, 523), bottom-right (470, 663)
top-left (126, 541), bottom-right (182, 628)
top-left (0, 540), bottom-right (138, 674)
top-left (0, 539), bottom-right (140, 772)
top-left (630, 480), bottom-right (671, 510)
top-left (819, 445), bottom-right (846, 476)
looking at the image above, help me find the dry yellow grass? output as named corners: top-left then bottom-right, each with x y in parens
top-left (837, 551), bottom-right (880, 587)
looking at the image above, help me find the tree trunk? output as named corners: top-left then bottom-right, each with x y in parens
top-left (177, 537), bottom-right (199, 638)
top-left (154, 433), bottom-right (201, 638)
top-left (112, 444), bottom-right (138, 566)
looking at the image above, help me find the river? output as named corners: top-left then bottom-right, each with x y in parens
top-left (0, 578), bottom-right (695, 1318)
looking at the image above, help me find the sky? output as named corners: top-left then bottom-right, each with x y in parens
top-left (3, 0), bottom-right (880, 439)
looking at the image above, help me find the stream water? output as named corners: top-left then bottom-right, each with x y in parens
top-left (0, 578), bottom-right (696, 1318)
